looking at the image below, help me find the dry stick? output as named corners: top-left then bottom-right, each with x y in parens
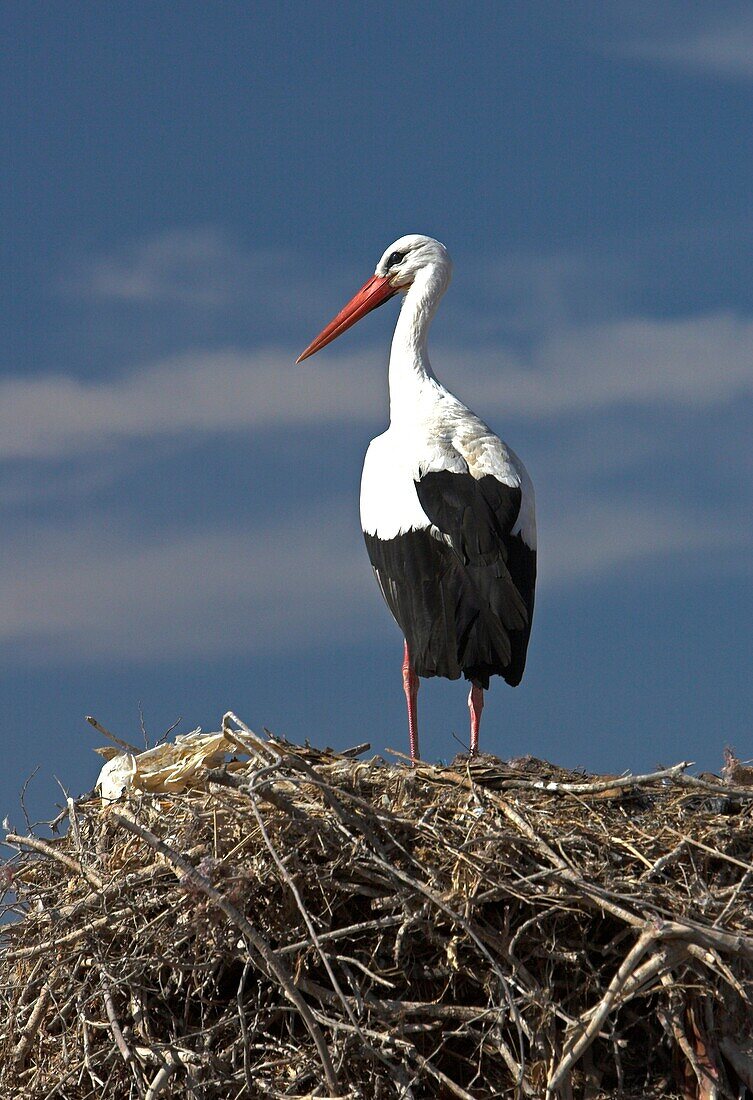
top-left (417, 761), bottom-right (751, 941)
top-left (66, 797), bottom-right (82, 855)
top-left (500, 760), bottom-right (693, 795)
top-left (224, 722), bottom-right (532, 1093)
top-left (241, 770), bottom-right (369, 1025)
top-left (273, 750), bottom-right (534, 1095)
top-left (586, 944), bottom-right (684, 1017)
top-left (640, 839), bottom-right (688, 882)
top-left (546, 930), bottom-right (661, 1096)
top-left (677, 834), bottom-right (753, 875)
top-left (111, 808), bottom-right (342, 1097)
top-left (333, 954), bottom-right (396, 988)
top-left (364, 997), bottom-right (518, 1023)
top-left (132, 1046), bottom-right (202, 1067)
top-left (657, 972), bottom-right (715, 1099)
top-left (101, 975), bottom-right (143, 1088)
top-left (560, 852), bottom-right (753, 960)
top-left (675, 772), bottom-right (753, 800)
top-left (222, 711), bottom-right (277, 762)
top-left (491, 795), bottom-right (753, 960)
top-left (12, 965), bottom-right (60, 1066)
top-left (5, 832), bottom-right (103, 892)
top-left (85, 714), bottom-right (141, 754)
top-left (236, 958), bottom-right (254, 1095)
top-left (485, 786), bottom-right (753, 1075)
top-left (278, 914), bottom-right (405, 955)
top-left (403, 758), bottom-right (692, 794)
top-left (491, 790), bottom-right (753, 1087)
top-left (2, 907), bottom-right (134, 962)
top-left (340, 742), bottom-right (372, 758)
top-left (307, 1001), bottom-right (478, 1100)
top-left (145, 1065), bottom-right (175, 1100)
top-left (226, 753), bottom-right (460, 1086)
top-left (405, 1051), bottom-right (479, 1100)
top-left (686, 944), bottom-right (749, 1003)
top-left (222, 771), bottom-right (366, 1030)
top-left (3, 844), bottom-right (205, 934)
top-left (714, 869), bottom-right (752, 928)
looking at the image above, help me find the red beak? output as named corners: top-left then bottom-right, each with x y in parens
top-left (296, 274), bottom-right (398, 363)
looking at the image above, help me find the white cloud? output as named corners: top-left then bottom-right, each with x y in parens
top-left (452, 312), bottom-right (753, 420)
top-left (66, 227), bottom-right (269, 306)
top-left (540, 499), bottom-right (745, 586)
top-left (2, 488), bottom-right (748, 665)
top-left (0, 347), bottom-right (385, 460)
top-left (623, 11), bottom-right (753, 79)
top-left (76, 228), bottom-right (240, 306)
top-left (0, 502), bottom-right (376, 662)
top-left (2, 312), bottom-right (752, 463)
top-left (63, 227), bottom-right (337, 321)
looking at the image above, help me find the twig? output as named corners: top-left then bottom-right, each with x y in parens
top-left (145, 1065), bottom-right (175, 1100)
top-left (508, 761), bottom-right (693, 795)
top-left (85, 715), bottom-right (141, 754)
top-left (277, 914), bottom-right (405, 955)
top-left (19, 766), bottom-right (41, 833)
top-left (2, 908), bottom-right (133, 962)
top-left (12, 966), bottom-right (60, 1066)
top-left (340, 742), bottom-right (371, 758)
top-left (4, 719), bottom-right (753, 1098)
top-left (640, 839), bottom-right (688, 882)
top-left (267, 737), bottom-right (534, 1092)
top-left (111, 807), bottom-right (343, 1097)
top-left (546, 931), bottom-right (655, 1095)
top-left (5, 832), bottom-right (103, 891)
top-left (674, 773), bottom-right (753, 800)
top-left (101, 976), bottom-right (137, 1067)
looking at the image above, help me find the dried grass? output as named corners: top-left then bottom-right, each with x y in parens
top-left (2, 712), bottom-right (753, 1099)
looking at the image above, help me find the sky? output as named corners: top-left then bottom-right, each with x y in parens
top-left (2, 1), bottom-right (752, 824)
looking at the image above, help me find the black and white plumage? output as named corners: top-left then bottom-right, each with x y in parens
top-left (298, 234), bottom-right (536, 761)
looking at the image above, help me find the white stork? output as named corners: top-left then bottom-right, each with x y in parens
top-left (297, 235), bottom-right (536, 762)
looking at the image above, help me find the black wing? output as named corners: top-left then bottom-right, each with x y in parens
top-left (414, 469), bottom-right (536, 686)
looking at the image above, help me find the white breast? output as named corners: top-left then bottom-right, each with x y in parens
top-left (360, 431), bottom-right (432, 538)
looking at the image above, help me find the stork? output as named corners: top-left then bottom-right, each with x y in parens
top-left (297, 235), bottom-right (536, 762)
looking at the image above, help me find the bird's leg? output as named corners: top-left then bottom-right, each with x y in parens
top-left (401, 640), bottom-right (420, 763)
top-left (468, 682), bottom-right (484, 756)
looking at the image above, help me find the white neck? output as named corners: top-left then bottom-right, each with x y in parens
top-left (388, 263), bottom-right (449, 423)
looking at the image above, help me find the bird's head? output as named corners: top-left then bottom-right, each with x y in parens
top-left (296, 234), bottom-right (451, 363)
top-left (374, 234), bottom-right (452, 289)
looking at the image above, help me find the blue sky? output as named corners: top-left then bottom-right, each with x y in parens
top-left (2, 2), bottom-right (752, 822)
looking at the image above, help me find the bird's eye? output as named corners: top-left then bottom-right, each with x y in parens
top-left (386, 251), bottom-right (406, 268)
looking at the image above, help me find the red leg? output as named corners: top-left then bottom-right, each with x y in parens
top-left (468, 682), bottom-right (484, 757)
top-left (401, 640), bottom-right (420, 763)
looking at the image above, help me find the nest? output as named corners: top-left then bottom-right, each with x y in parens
top-left (2, 713), bottom-right (753, 1099)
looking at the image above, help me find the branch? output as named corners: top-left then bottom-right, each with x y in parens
top-left (5, 832), bottom-right (103, 892)
top-left (111, 808), bottom-right (342, 1097)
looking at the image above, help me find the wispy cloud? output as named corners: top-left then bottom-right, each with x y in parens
top-left (66, 227), bottom-right (270, 307)
top-left (71, 228), bottom-right (242, 306)
top-left (64, 227), bottom-right (334, 321)
top-left (0, 502), bottom-right (373, 663)
top-left (540, 498), bottom-right (746, 586)
top-left (0, 348), bottom-right (384, 460)
top-left (2, 311), bottom-right (750, 461)
top-left (3, 490), bottom-right (746, 666)
top-left (622, 10), bottom-right (753, 79)
top-left (456, 312), bottom-right (753, 419)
